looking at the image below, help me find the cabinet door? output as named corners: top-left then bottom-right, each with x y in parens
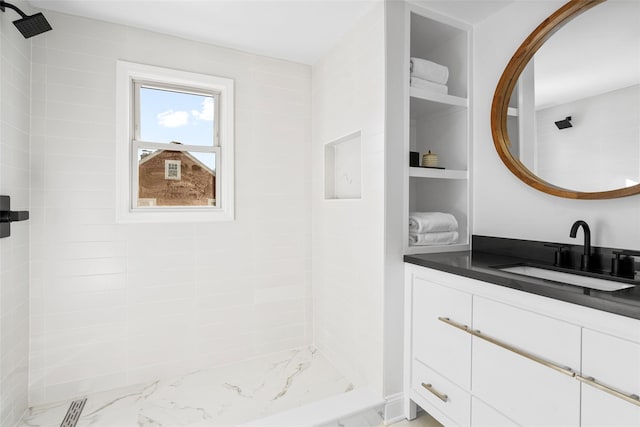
top-left (412, 276), bottom-right (472, 389)
top-left (471, 296), bottom-right (581, 426)
top-left (581, 329), bottom-right (640, 426)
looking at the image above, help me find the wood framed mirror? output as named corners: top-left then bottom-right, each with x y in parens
top-left (491, 0), bottom-right (640, 199)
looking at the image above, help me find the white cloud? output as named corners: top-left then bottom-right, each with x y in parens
top-left (191, 97), bottom-right (214, 121)
top-left (157, 110), bottom-right (189, 128)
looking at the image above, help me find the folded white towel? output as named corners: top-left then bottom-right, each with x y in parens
top-left (409, 212), bottom-right (458, 233)
top-left (410, 57), bottom-right (449, 85)
top-left (410, 77), bottom-right (448, 94)
top-left (409, 231), bottom-right (459, 246)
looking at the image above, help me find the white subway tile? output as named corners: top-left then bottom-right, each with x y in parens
top-left (45, 289), bottom-right (126, 314)
top-left (45, 224), bottom-right (120, 242)
top-left (253, 285), bottom-right (306, 304)
top-left (127, 299), bottom-right (194, 323)
top-left (45, 307), bottom-right (127, 332)
top-left (49, 241), bottom-right (127, 260)
top-left (126, 268), bottom-right (195, 288)
top-left (128, 283), bottom-right (195, 304)
top-left (50, 274), bottom-right (126, 295)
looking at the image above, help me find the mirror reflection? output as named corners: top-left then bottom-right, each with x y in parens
top-left (507, 0), bottom-right (640, 193)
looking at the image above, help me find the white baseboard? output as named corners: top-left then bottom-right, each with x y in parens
top-left (384, 392), bottom-right (406, 425)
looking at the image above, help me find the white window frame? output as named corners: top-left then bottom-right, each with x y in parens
top-left (116, 61), bottom-right (234, 223)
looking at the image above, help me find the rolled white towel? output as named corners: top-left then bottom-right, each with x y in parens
top-left (410, 77), bottom-right (448, 94)
top-left (409, 212), bottom-right (458, 233)
top-left (410, 57), bottom-right (449, 85)
top-left (409, 231), bottom-right (459, 246)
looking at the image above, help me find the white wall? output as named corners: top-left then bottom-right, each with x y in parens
top-left (29, 11), bottom-right (312, 405)
top-left (383, 0), bottom-right (407, 404)
top-left (311, 2), bottom-right (385, 395)
top-left (473, 0), bottom-right (640, 249)
top-left (0, 0), bottom-right (31, 424)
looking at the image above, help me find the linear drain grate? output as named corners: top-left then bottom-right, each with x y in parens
top-left (60, 397), bottom-right (87, 427)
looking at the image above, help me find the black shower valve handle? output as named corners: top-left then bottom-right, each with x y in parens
top-left (0, 195), bottom-right (29, 238)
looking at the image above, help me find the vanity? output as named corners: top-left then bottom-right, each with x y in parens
top-left (401, 0), bottom-right (640, 424)
top-left (403, 236), bottom-right (640, 426)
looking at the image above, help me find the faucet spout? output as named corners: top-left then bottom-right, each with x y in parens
top-left (570, 220), bottom-right (591, 271)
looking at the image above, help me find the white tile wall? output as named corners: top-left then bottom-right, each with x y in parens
top-left (29, 11), bottom-right (312, 405)
top-left (311, 3), bottom-right (385, 394)
top-left (0, 1), bottom-right (31, 424)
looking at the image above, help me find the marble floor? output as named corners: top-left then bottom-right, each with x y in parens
top-left (19, 347), bottom-right (355, 427)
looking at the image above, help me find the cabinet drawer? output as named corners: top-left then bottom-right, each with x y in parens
top-left (471, 296), bottom-right (581, 426)
top-left (412, 359), bottom-right (471, 427)
top-left (412, 277), bottom-right (472, 389)
top-left (581, 329), bottom-right (640, 426)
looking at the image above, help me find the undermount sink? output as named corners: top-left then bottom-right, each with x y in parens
top-left (497, 265), bottom-right (635, 292)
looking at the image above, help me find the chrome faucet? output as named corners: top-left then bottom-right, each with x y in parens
top-left (569, 220), bottom-right (591, 271)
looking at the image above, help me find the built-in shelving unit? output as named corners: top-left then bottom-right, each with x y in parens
top-left (404, 3), bottom-right (472, 254)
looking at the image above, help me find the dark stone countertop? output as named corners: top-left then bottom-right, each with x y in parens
top-left (404, 250), bottom-right (640, 321)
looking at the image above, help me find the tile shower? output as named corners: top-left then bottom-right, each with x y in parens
top-left (1, 0), bottom-right (386, 425)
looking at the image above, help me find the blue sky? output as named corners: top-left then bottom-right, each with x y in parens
top-left (139, 87), bottom-right (216, 169)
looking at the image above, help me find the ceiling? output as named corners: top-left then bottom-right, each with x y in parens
top-left (412, 0), bottom-right (512, 25)
top-left (28, 0), bottom-right (513, 65)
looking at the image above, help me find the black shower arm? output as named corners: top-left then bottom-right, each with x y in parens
top-left (0, 2), bottom-right (28, 18)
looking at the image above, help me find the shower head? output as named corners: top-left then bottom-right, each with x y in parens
top-left (0, 2), bottom-right (52, 39)
top-left (13, 12), bottom-right (52, 38)
top-left (554, 116), bottom-right (573, 130)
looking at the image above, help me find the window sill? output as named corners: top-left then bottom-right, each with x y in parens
top-left (116, 207), bottom-right (234, 223)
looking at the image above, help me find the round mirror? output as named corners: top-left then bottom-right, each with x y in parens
top-left (491, 0), bottom-right (640, 199)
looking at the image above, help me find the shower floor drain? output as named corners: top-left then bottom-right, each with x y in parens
top-left (60, 398), bottom-right (87, 427)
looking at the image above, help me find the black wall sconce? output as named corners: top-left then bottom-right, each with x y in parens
top-left (555, 116), bottom-right (573, 130)
top-left (1, 196), bottom-right (29, 238)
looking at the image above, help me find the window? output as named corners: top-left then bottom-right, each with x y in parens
top-left (116, 61), bottom-right (234, 222)
top-left (165, 160), bottom-right (181, 180)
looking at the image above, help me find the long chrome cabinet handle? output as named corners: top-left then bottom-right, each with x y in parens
top-left (438, 316), bottom-right (576, 378)
top-left (438, 316), bottom-right (640, 408)
top-left (421, 382), bottom-right (449, 402)
top-left (577, 375), bottom-right (640, 407)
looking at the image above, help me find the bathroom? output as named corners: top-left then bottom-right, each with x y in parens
top-left (0, 0), bottom-right (638, 426)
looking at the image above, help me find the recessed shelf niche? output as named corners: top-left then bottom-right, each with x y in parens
top-left (324, 130), bottom-right (362, 200)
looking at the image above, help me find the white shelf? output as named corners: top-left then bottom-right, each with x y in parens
top-left (409, 167), bottom-right (467, 180)
top-left (410, 86), bottom-right (468, 107)
top-left (405, 243), bottom-right (470, 255)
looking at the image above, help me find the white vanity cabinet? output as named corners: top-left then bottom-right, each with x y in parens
top-left (580, 329), bottom-right (640, 426)
top-left (405, 263), bottom-right (640, 427)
